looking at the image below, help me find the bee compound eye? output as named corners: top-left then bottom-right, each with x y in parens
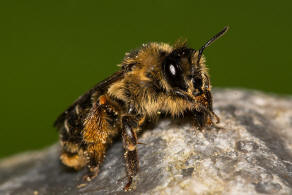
top-left (163, 58), bottom-right (187, 91)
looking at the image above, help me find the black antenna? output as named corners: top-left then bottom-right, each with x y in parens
top-left (197, 26), bottom-right (229, 65)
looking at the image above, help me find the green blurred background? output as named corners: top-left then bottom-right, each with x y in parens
top-left (0, 1), bottom-right (291, 158)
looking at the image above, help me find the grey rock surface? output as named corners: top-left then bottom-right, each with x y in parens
top-left (1, 89), bottom-right (292, 195)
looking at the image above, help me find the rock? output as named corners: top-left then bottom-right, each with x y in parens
top-left (1, 89), bottom-right (292, 195)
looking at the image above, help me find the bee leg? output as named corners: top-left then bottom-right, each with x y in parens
top-left (82, 155), bottom-right (100, 181)
top-left (81, 101), bottom-right (119, 182)
top-left (192, 110), bottom-right (208, 130)
top-left (121, 116), bottom-right (139, 191)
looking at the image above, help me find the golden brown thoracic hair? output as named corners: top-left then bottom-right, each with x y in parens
top-left (54, 26), bottom-right (228, 191)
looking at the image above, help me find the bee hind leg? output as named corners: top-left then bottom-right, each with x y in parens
top-left (83, 156), bottom-right (100, 181)
top-left (82, 138), bottom-right (110, 182)
top-left (81, 102), bottom-right (119, 182)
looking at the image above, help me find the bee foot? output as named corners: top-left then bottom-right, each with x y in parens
top-left (123, 177), bottom-right (133, 191)
top-left (82, 167), bottom-right (99, 182)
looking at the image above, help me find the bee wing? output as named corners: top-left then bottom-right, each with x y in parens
top-left (54, 70), bottom-right (125, 132)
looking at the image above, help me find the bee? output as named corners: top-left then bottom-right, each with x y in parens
top-left (54, 26), bottom-right (229, 191)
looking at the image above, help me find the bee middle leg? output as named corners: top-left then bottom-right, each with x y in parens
top-left (121, 115), bottom-right (139, 191)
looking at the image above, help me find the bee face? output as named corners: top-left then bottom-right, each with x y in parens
top-left (162, 46), bottom-right (210, 98)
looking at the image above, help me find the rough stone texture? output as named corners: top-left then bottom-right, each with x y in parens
top-left (1, 89), bottom-right (292, 195)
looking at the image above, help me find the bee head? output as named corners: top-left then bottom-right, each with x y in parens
top-left (162, 26), bottom-right (229, 99)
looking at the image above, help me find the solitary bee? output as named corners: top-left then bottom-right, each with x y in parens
top-left (54, 26), bottom-right (228, 191)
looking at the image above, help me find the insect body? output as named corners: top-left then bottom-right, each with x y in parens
top-left (54, 26), bottom-right (228, 191)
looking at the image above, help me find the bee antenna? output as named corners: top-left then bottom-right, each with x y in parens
top-left (197, 26), bottom-right (229, 65)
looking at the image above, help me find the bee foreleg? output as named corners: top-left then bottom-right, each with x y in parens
top-left (192, 109), bottom-right (208, 130)
top-left (121, 115), bottom-right (139, 191)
